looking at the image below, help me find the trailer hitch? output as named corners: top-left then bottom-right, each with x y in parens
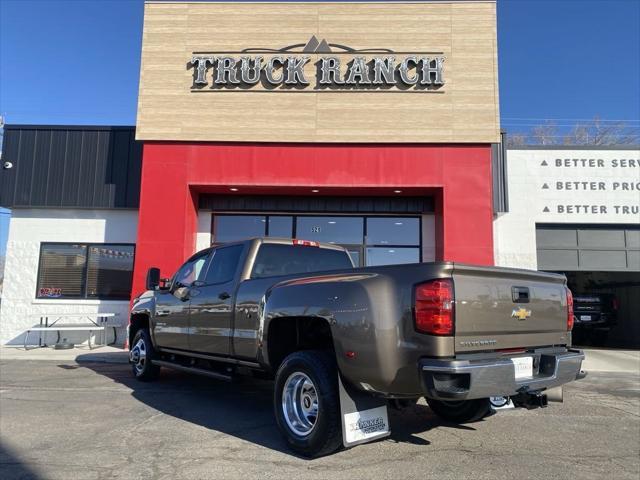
top-left (512, 388), bottom-right (548, 409)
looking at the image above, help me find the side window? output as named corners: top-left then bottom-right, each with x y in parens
top-left (174, 253), bottom-right (209, 287)
top-left (204, 245), bottom-right (244, 285)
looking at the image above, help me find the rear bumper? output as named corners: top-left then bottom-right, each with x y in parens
top-left (574, 319), bottom-right (613, 329)
top-left (574, 312), bottom-right (617, 328)
top-left (420, 349), bottom-right (585, 400)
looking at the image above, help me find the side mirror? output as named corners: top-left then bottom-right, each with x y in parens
top-left (146, 267), bottom-right (161, 290)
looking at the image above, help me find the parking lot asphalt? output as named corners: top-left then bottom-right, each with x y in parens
top-left (1, 358), bottom-right (639, 480)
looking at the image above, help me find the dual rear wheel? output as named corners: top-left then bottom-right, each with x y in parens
top-left (272, 351), bottom-right (491, 457)
top-left (273, 350), bottom-right (343, 458)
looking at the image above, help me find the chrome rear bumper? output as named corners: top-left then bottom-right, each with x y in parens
top-left (420, 349), bottom-right (585, 400)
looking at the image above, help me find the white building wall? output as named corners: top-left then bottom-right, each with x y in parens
top-left (0, 209), bottom-right (138, 346)
top-left (195, 210), bottom-right (212, 251)
top-left (494, 148), bottom-right (640, 270)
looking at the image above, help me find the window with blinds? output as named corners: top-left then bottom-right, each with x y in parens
top-left (36, 243), bottom-right (135, 300)
top-left (86, 245), bottom-right (135, 299)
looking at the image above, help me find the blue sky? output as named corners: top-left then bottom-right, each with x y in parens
top-left (1, 0), bottom-right (639, 255)
top-left (1, 0), bottom-right (639, 127)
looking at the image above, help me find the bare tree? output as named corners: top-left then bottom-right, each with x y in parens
top-left (505, 132), bottom-right (527, 147)
top-left (563, 116), bottom-right (639, 145)
top-left (506, 116), bottom-right (639, 146)
top-left (530, 122), bottom-right (559, 145)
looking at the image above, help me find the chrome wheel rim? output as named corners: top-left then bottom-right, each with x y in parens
top-left (130, 338), bottom-right (147, 374)
top-left (282, 372), bottom-right (319, 437)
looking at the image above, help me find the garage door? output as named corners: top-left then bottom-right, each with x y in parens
top-left (536, 225), bottom-right (640, 271)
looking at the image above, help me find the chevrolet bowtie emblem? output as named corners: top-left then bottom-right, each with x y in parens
top-left (511, 308), bottom-right (532, 320)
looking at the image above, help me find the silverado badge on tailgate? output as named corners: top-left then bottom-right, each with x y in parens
top-left (511, 307), bottom-right (532, 321)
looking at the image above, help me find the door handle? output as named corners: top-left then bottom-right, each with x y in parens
top-left (219, 292), bottom-right (231, 300)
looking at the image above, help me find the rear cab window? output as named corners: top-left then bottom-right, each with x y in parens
top-left (251, 244), bottom-right (354, 279)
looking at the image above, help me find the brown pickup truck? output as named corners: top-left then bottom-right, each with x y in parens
top-left (129, 237), bottom-right (585, 457)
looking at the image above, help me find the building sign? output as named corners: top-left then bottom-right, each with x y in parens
top-left (189, 36), bottom-right (445, 92)
top-left (137, 1), bottom-right (500, 143)
top-left (537, 155), bottom-right (640, 217)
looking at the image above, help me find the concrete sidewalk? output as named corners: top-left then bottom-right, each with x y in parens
top-left (1, 345), bottom-right (638, 374)
top-left (0, 345), bottom-right (129, 363)
top-left (581, 348), bottom-right (640, 374)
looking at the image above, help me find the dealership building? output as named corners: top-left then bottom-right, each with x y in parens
top-left (0, 1), bottom-right (638, 347)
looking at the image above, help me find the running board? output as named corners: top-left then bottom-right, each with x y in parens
top-left (151, 360), bottom-right (233, 382)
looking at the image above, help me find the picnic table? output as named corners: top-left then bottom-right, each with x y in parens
top-left (24, 313), bottom-right (122, 350)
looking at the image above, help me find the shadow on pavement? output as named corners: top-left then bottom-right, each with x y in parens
top-left (75, 353), bottom-right (475, 458)
top-left (1, 441), bottom-right (42, 480)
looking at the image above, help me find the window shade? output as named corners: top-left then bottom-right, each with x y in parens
top-left (86, 245), bottom-right (135, 299)
top-left (36, 243), bottom-right (135, 300)
top-left (37, 244), bottom-right (87, 298)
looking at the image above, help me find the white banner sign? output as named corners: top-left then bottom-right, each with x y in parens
top-left (509, 150), bottom-right (639, 222)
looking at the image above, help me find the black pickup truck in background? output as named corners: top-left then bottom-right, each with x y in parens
top-left (128, 237), bottom-right (585, 457)
top-left (572, 293), bottom-right (618, 346)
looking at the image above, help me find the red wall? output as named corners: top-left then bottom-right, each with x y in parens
top-left (132, 142), bottom-right (494, 298)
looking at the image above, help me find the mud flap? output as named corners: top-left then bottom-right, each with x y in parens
top-left (338, 375), bottom-right (390, 448)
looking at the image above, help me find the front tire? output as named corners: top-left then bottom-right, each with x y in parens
top-left (129, 328), bottom-right (160, 381)
top-left (426, 397), bottom-right (490, 424)
top-left (274, 350), bottom-right (342, 458)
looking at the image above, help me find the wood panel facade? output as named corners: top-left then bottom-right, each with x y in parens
top-left (136, 1), bottom-right (500, 143)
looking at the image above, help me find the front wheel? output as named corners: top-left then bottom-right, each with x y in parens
top-left (129, 328), bottom-right (160, 381)
top-left (426, 397), bottom-right (491, 424)
top-left (273, 350), bottom-right (342, 458)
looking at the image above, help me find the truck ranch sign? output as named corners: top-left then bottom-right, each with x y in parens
top-left (189, 39), bottom-right (445, 92)
top-left (190, 55), bottom-right (445, 91)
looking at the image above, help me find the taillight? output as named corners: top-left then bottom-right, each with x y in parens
top-left (612, 297), bottom-right (619, 311)
top-left (414, 279), bottom-right (454, 335)
top-left (566, 287), bottom-right (574, 331)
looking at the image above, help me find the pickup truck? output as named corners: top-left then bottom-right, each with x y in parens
top-left (572, 293), bottom-right (618, 346)
top-left (129, 237), bottom-right (585, 457)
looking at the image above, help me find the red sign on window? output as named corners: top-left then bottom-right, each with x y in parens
top-left (39, 287), bottom-right (62, 298)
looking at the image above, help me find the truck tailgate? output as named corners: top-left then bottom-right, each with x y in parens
top-left (452, 264), bottom-right (570, 352)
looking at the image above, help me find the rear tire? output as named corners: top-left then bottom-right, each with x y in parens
top-left (129, 328), bottom-right (160, 381)
top-left (426, 397), bottom-right (490, 424)
top-left (274, 350), bottom-right (342, 458)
